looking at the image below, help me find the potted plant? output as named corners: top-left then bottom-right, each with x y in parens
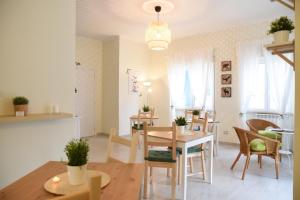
top-left (268, 16), bottom-right (294, 44)
top-left (65, 138), bottom-right (89, 185)
top-left (192, 110), bottom-right (200, 120)
top-left (13, 96), bottom-right (29, 116)
top-left (175, 116), bottom-right (187, 135)
top-left (142, 105), bottom-right (150, 112)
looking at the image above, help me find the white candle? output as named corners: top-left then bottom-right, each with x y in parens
top-left (52, 176), bottom-right (60, 183)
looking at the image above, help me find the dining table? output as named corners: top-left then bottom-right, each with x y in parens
top-left (0, 161), bottom-right (144, 200)
top-left (147, 130), bottom-right (214, 200)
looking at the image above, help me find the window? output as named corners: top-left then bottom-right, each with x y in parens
top-left (238, 39), bottom-right (294, 114)
top-left (168, 49), bottom-right (214, 113)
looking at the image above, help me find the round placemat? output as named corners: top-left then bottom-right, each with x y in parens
top-left (44, 170), bottom-right (110, 195)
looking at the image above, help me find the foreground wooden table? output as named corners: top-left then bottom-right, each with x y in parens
top-left (0, 161), bottom-right (144, 200)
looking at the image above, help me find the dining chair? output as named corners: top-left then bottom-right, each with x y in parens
top-left (106, 128), bottom-right (138, 163)
top-left (176, 112), bottom-right (208, 184)
top-left (143, 122), bottom-right (177, 200)
top-left (51, 175), bottom-right (102, 200)
top-left (231, 127), bottom-right (281, 180)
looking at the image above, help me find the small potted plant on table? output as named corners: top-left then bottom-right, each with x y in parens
top-left (142, 105), bottom-right (150, 112)
top-left (192, 110), bottom-right (200, 120)
top-left (13, 96), bottom-right (29, 116)
top-left (65, 138), bottom-right (89, 185)
top-left (268, 16), bottom-right (294, 44)
top-left (175, 116), bottom-right (187, 135)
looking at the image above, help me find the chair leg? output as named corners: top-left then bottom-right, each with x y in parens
top-left (275, 156), bottom-right (279, 179)
top-left (201, 151), bottom-right (206, 180)
top-left (150, 167), bottom-right (153, 184)
top-left (258, 155), bottom-right (262, 169)
top-left (143, 162), bottom-right (148, 198)
top-left (242, 156), bottom-right (250, 180)
top-left (171, 165), bottom-right (176, 200)
top-left (231, 152), bottom-right (241, 170)
top-left (177, 155), bottom-right (182, 185)
top-left (188, 157), bottom-right (194, 173)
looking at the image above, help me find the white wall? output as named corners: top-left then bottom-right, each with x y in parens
top-left (76, 36), bottom-right (103, 134)
top-left (0, 0), bottom-right (76, 188)
top-left (118, 37), bottom-right (150, 135)
top-left (148, 22), bottom-right (272, 143)
top-left (102, 37), bottom-right (120, 134)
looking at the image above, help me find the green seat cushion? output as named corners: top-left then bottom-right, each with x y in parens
top-left (169, 146), bottom-right (203, 154)
top-left (132, 123), bottom-right (144, 130)
top-left (250, 139), bottom-right (266, 152)
top-left (145, 150), bottom-right (178, 163)
top-left (258, 130), bottom-right (282, 140)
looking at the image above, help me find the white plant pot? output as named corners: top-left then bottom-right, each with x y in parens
top-left (176, 125), bottom-right (185, 135)
top-left (193, 115), bottom-right (199, 120)
top-left (67, 164), bottom-right (87, 185)
top-left (273, 30), bottom-right (290, 44)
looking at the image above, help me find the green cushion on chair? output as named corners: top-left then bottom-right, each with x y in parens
top-left (258, 130), bottom-right (281, 140)
top-left (132, 123), bottom-right (144, 130)
top-left (250, 139), bottom-right (266, 152)
top-left (145, 150), bottom-right (178, 163)
top-left (171, 146), bottom-right (203, 154)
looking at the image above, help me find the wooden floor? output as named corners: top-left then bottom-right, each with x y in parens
top-left (87, 135), bottom-right (293, 200)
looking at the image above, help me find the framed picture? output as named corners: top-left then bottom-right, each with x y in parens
top-left (127, 69), bottom-right (140, 94)
top-left (221, 74), bottom-right (232, 85)
top-left (221, 87), bottom-right (231, 97)
top-left (221, 61), bottom-right (232, 72)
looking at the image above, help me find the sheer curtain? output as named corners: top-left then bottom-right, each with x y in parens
top-left (168, 49), bottom-right (214, 118)
top-left (238, 39), bottom-right (294, 114)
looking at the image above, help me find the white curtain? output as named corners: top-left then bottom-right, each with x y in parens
top-left (168, 49), bottom-right (214, 118)
top-left (238, 39), bottom-right (294, 114)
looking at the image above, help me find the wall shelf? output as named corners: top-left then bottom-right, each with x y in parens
top-left (265, 41), bottom-right (295, 70)
top-left (0, 113), bottom-right (73, 124)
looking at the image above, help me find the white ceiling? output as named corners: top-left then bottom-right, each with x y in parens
top-left (76, 0), bottom-right (294, 42)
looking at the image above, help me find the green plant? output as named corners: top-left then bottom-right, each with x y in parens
top-left (268, 16), bottom-right (294, 34)
top-left (13, 96), bottom-right (29, 105)
top-left (192, 110), bottom-right (200, 115)
top-left (175, 116), bottom-right (187, 126)
top-left (143, 105), bottom-right (150, 112)
top-left (65, 139), bottom-right (89, 166)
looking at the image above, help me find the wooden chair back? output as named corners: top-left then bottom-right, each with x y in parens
top-left (106, 128), bottom-right (138, 163)
top-left (51, 175), bottom-right (101, 200)
top-left (246, 119), bottom-right (280, 132)
top-left (190, 112), bottom-right (209, 132)
top-left (143, 122), bottom-right (177, 161)
top-left (136, 108), bottom-right (155, 128)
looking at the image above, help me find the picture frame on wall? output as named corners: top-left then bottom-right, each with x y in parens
top-left (221, 74), bottom-right (232, 85)
top-left (221, 61), bottom-right (232, 72)
top-left (221, 87), bottom-right (231, 97)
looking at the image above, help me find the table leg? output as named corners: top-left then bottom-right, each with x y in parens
top-left (215, 124), bottom-right (219, 156)
top-left (209, 137), bottom-right (214, 184)
top-left (181, 144), bottom-right (188, 200)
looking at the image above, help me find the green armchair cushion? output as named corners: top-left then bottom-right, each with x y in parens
top-left (145, 150), bottom-right (178, 163)
top-left (250, 139), bottom-right (266, 152)
top-left (258, 130), bottom-right (281, 140)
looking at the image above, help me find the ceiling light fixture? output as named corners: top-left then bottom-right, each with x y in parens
top-left (145, 5), bottom-right (171, 51)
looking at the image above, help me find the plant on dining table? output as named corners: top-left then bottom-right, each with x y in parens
top-left (175, 116), bottom-right (187, 126)
top-left (64, 138), bottom-right (89, 185)
top-left (142, 105), bottom-right (150, 112)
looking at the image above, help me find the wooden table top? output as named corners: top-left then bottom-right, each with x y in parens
top-left (130, 115), bottom-right (159, 120)
top-left (148, 130), bottom-right (213, 143)
top-left (0, 161), bottom-right (144, 200)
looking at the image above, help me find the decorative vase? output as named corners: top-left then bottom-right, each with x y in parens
top-left (176, 125), bottom-right (185, 135)
top-left (67, 164), bottom-right (87, 185)
top-left (14, 104), bottom-right (28, 116)
top-left (273, 30), bottom-right (289, 44)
